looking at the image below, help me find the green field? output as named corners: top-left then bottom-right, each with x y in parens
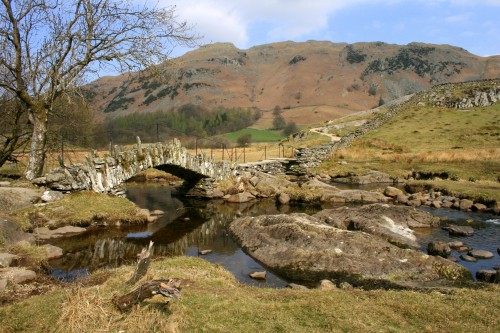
top-left (222, 128), bottom-right (285, 142)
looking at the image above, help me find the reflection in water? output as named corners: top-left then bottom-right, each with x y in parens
top-left (48, 184), bottom-right (500, 285)
top-left (49, 185), bottom-right (297, 287)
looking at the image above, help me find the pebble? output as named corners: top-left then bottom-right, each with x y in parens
top-left (249, 271), bottom-right (267, 280)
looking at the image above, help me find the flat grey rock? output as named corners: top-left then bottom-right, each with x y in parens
top-left (0, 253), bottom-right (18, 268)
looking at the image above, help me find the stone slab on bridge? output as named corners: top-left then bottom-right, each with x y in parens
top-left (34, 138), bottom-right (231, 194)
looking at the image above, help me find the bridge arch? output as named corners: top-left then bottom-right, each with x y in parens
top-left (36, 138), bottom-right (232, 194)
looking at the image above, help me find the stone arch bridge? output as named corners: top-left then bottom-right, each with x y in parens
top-left (35, 138), bottom-right (232, 195)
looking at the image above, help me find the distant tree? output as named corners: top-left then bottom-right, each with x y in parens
top-left (283, 121), bottom-right (299, 136)
top-left (0, 0), bottom-right (198, 179)
top-left (272, 114), bottom-right (286, 130)
top-left (272, 105), bottom-right (282, 116)
top-left (368, 83), bottom-right (378, 96)
top-left (237, 133), bottom-right (252, 147)
top-left (49, 94), bottom-right (96, 149)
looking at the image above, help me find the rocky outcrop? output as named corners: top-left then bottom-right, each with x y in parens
top-left (304, 179), bottom-right (388, 204)
top-left (333, 170), bottom-right (395, 185)
top-left (426, 80), bottom-right (500, 109)
top-left (217, 170), bottom-right (292, 202)
top-left (314, 204), bottom-right (440, 248)
top-left (0, 253), bottom-right (18, 268)
top-left (0, 218), bottom-right (35, 245)
top-left (0, 187), bottom-right (42, 212)
top-left (229, 213), bottom-right (471, 288)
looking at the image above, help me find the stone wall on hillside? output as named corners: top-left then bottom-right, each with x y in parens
top-left (333, 79), bottom-right (500, 152)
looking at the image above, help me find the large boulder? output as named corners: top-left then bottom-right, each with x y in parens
top-left (41, 190), bottom-right (64, 202)
top-left (333, 170), bottom-right (393, 185)
top-left (0, 187), bottom-right (41, 211)
top-left (0, 267), bottom-right (37, 284)
top-left (229, 213), bottom-right (471, 287)
top-left (427, 241), bottom-right (451, 257)
top-left (445, 225), bottom-right (474, 237)
top-left (304, 179), bottom-right (388, 204)
top-left (33, 225), bottom-right (87, 241)
top-left (313, 204), bottom-right (439, 248)
top-left (0, 253), bottom-right (19, 268)
top-left (0, 218), bottom-right (35, 245)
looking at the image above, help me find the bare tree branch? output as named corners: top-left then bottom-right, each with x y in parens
top-left (0, 0), bottom-right (199, 175)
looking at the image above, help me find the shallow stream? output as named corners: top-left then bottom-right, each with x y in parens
top-left (48, 184), bottom-right (500, 287)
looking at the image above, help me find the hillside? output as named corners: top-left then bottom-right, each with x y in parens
top-left (86, 41), bottom-right (500, 122)
top-left (312, 79), bottom-right (500, 201)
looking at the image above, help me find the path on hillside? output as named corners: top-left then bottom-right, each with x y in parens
top-left (309, 127), bottom-right (342, 142)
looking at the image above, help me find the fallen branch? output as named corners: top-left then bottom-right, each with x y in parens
top-left (113, 278), bottom-right (182, 312)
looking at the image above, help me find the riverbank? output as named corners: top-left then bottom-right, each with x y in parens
top-left (1, 256), bottom-right (499, 333)
top-left (1, 179), bottom-right (499, 332)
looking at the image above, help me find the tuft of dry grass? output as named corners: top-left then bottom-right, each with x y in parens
top-left (281, 184), bottom-right (323, 202)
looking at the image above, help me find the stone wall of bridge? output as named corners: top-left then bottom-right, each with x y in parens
top-left (34, 138), bottom-right (232, 194)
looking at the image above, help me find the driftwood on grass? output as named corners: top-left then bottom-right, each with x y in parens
top-left (113, 278), bottom-right (182, 312)
top-left (128, 241), bottom-right (154, 285)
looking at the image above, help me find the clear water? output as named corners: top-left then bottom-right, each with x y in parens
top-left (48, 184), bottom-right (500, 286)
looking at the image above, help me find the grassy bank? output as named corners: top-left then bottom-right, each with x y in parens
top-left (10, 191), bottom-right (149, 230)
top-left (318, 102), bottom-right (500, 202)
top-left (1, 257), bottom-right (498, 333)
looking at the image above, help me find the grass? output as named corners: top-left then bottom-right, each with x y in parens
top-left (9, 191), bottom-right (149, 231)
top-left (0, 256), bottom-right (499, 333)
top-left (6, 242), bottom-right (48, 268)
top-left (318, 102), bottom-right (500, 201)
top-left (222, 128), bottom-right (285, 142)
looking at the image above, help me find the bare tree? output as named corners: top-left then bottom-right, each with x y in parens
top-left (0, 0), bottom-right (198, 179)
top-left (0, 92), bottom-right (31, 166)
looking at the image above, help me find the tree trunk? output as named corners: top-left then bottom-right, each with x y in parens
top-left (25, 109), bottom-right (48, 180)
top-left (113, 279), bottom-right (182, 312)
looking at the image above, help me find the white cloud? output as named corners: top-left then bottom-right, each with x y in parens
top-left (153, 0), bottom-right (500, 55)
top-left (158, 0), bottom-right (366, 48)
top-left (175, 3), bottom-right (249, 46)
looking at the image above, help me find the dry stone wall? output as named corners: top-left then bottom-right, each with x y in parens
top-left (333, 79), bottom-right (500, 152)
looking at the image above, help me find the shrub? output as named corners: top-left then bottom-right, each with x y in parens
top-left (237, 133), bottom-right (252, 147)
top-left (283, 121), bottom-right (299, 136)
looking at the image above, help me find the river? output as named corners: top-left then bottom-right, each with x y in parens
top-left (47, 184), bottom-right (500, 287)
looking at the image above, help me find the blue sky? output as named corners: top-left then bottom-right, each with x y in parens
top-left (160, 0), bottom-right (500, 57)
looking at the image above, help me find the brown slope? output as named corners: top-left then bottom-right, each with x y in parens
top-left (86, 41), bottom-right (500, 123)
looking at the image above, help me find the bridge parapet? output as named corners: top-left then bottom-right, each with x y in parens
top-left (34, 138), bottom-right (232, 194)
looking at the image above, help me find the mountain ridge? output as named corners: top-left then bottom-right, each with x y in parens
top-left (86, 40), bottom-right (500, 121)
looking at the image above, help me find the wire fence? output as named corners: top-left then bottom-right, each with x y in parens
top-left (3, 122), bottom-right (298, 175)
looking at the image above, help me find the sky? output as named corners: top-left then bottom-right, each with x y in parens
top-left (158, 0), bottom-right (500, 57)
